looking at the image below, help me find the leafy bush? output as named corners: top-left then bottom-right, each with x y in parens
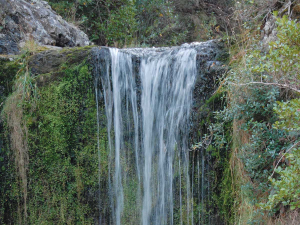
top-left (259, 98), bottom-right (300, 211)
top-left (45, 0), bottom-right (190, 46)
top-left (101, 2), bottom-right (137, 46)
top-left (274, 99), bottom-right (300, 132)
top-left (261, 147), bottom-right (300, 211)
top-left (209, 12), bottom-right (300, 223)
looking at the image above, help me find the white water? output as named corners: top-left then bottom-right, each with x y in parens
top-left (96, 46), bottom-right (198, 224)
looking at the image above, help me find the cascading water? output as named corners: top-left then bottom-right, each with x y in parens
top-left (139, 48), bottom-right (196, 225)
top-left (92, 41), bottom-right (224, 224)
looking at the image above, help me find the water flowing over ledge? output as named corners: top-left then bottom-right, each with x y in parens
top-left (91, 40), bottom-right (228, 225)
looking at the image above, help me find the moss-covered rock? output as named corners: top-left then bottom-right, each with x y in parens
top-left (1, 57), bottom-right (110, 223)
top-left (25, 62), bottom-right (105, 224)
top-left (0, 57), bottom-right (21, 225)
top-left (28, 46), bottom-right (95, 86)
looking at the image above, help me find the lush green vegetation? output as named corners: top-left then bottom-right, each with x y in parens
top-left (45, 0), bottom-right (233, 47)
top-left (0, 49), bottom-right (110, 223)
top-left (206, 11), bottom-right (300, 224)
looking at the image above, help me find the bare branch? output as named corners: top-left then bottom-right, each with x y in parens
top-left (230, 81), bottom-right (300, 94)
top-left (270, 140), bottom-right (300, 178)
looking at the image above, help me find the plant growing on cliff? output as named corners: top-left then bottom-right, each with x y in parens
top-left (229, 15), bottom-right (300, 94)
top-left (1, 50), bottom-right (37, 223)
top-left (259, 98), bottom-right (300, 212)
top-left (45, 0), bottom-right (214, 46)
top-left (236, 15), bottom-right (300, 215)
top-left (208, 12), bottom-right (300, 224)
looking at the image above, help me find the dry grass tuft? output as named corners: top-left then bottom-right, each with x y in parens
top-left (272, 209), bottom-right (300, 225)
top-left (22, 39), bottom-right (48, 53)
top-left (3, 83), bottom-right (29, 221)
top-left (230, 119), bottom-right (254, 224)
top-left (2, 60), bottom-right (36, 222)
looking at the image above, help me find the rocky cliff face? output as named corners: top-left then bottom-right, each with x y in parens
top-left (0, 0), bottom-right (90, 55)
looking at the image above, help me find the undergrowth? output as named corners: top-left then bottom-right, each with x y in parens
top-left (208, 3), bottom-right (300, 224)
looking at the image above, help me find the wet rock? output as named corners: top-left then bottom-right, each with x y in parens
top-left (90, 40), bottom-right (228, 138)
top-left (93, 40), bottom-right (228, 107)
top-left (0, 0), bottom-right (90, 55)
top-left (29, 40), bottom-right (228, 95)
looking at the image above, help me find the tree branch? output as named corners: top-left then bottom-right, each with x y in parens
top-left (230, 81), bottom-right (300, 94)
top-left (270, 140), bottom-right (300, 178)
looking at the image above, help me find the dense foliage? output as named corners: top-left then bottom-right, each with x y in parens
top-left (207, 11), bottom-right (300, 223)
top-left (45, 0), bottom-right (233, 47)
top-left (0, 49), bottom-right (111, 223)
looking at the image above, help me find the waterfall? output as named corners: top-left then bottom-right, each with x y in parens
top-left (92, 43), bottom-right (210, 224)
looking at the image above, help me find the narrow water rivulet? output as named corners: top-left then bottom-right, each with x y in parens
top-left (92, 43), bottom-right (216, 224)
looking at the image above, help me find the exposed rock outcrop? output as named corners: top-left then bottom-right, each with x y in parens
top-left (0, 0), bottom-right (90, 55)
top-left (29, 46), bottom-right (93, 76)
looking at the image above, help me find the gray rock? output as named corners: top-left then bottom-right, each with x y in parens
top-left (0, 0), bottom-right (90, 55)
top-left (261, 15), bottom-right (277, 49)
top-left (0, 33), bottom-right (19, 54)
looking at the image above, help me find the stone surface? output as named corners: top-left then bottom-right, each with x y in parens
top-left (0, 0), bottom-right (90, 55)
top-left (261, 15), bottom-right (277, 49)
top-left (28, 46), bottom-right (94, 86)
top-left (28, 40), bottom-right (227, 93)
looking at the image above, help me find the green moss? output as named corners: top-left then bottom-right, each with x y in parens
top-left (28, 46), bottom-right (95, 83)
top-left (25, 62), bottom-right (107, 224)
top-left (205, 91), bottom-right (223, 106)
top-left (191, 89), bottom-right (236, 224)
top-left (0, 59), bottom-right (20, 96)
top-left (0, 59), bottom-right (22, 224)
top-left (196, 92), bottom-right (225, 130)
top-left (1, 58), bottom-right (109, 223)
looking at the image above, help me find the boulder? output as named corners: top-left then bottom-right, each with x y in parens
top-left (0, 0), bottom-right (90, 55)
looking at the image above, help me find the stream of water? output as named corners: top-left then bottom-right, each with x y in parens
top-left (94, 45), bottom-right (202, 224)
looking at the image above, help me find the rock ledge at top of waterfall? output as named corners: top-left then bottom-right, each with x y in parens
top-left (99, 39), bottom-right (227, 59)
top-left (91, 39), bottom-right (228, 108)
top-left (92, 39), bottom-right (228, 74)
top-left (91, 40), bottom-right (228, 72)
top-left (0, 0), bottom-right (90, 55)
